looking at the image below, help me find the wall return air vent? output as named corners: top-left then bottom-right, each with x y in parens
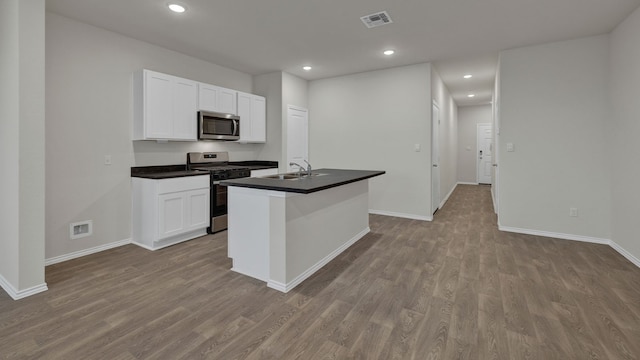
top-left (360, 11), bottom-right (393, 28)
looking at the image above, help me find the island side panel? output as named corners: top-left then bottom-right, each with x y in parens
top-left (284, 180), bottom-right (370, 286)
top-left (227, 186), bottom-right (271, 282)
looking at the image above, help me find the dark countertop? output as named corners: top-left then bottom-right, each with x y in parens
top-left (220, 168), bottom-right (385, 194)
top-left (131, 165), bottom-right (209, 179)
top-left (131, 161), bottom-right (278, 179)
top-left (229, 161), bottom-right (278, 171)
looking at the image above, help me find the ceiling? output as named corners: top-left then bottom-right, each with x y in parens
top-left (46, 0), bottom-right (640, 107)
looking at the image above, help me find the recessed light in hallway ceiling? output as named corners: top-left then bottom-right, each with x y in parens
top-left (167, 3), bottom-right (186, 13)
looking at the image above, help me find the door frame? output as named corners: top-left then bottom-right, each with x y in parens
top-left (476, 123), bottom-right (492, 184)
top-left (431, 100), bottom-right (440, 215)
top-left (286, 105), bottom-right (309, 173)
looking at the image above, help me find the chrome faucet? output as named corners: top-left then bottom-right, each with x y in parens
top-left (290, 160), bottom-right (312, 176)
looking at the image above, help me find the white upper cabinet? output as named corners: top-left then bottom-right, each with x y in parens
top-left (198, 83), bottom-right (237, 114)
top-left (133, 70), bottom-right (198, 141)
top-left (133, 69), bottom-right (264, 144)
top-left (237, 91), bottom-right (266, 143)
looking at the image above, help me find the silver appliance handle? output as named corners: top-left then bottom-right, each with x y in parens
top-left (233, 119), bottom-right (238, 136)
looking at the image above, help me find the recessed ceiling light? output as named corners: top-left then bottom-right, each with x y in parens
top-left (383, 50), bottom-right (395, 56)
top-left (467, 94), bottom-right (476, 98)
top-left (463, 74), bottom-right (473, 79)
top-left (303, 66), bottom-right (312, 71)
top-left (168, 3), bottom-right (186, 13)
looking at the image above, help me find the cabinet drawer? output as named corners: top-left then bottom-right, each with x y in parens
top-left (157, 175), bottom-right (209, 194)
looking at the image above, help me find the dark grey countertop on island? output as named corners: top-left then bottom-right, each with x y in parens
top-left (220, 168), bottom-right (385, 194)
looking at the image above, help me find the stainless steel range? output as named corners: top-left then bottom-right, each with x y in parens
top-left (187, 152), bottom-right (251, 233)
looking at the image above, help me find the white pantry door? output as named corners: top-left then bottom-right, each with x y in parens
top-left (286, 105), bottom-right (309, 172)
top-left (477, 123), bottom-right (493, 184)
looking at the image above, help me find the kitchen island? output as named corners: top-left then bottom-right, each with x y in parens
top-left (221, 169), bottom-right (384, 292)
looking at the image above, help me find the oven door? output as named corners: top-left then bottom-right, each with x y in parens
top-left (210, 183), bottom-right (228, 233)
top-left (199, 111), bottom-right (240, 140)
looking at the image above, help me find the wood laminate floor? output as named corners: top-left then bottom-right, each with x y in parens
top-left (1, 185), bottom-right (639, 359)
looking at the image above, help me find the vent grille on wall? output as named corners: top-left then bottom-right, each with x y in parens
top-left (360, 11), bottom-right (393, 28)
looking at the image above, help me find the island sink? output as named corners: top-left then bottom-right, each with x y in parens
top-left (263, 172), bottom-right (328, 180)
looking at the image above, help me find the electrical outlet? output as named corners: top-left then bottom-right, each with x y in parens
top-left (569, 208), bottom-right (578, 217)
top-left (104, 155), bottom-right (112, 165)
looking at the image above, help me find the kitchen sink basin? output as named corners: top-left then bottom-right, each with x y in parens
top-left (265, 174), bottom-right (300, 180)
top-left (264, 173), bottom-right (328, 180)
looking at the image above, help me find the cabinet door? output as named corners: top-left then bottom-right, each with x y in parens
top-left (173, 78), bottom-right (198, 140)
top-left (185, 188), bottom-right (209, 230)
top-left (218, 88), bottom-right (237, 114)
top-left (198, 83), bottom-right (237, 114)
top-left (198, 83), bottom-right (219, 112)
top-left (251, 95), bottom-right (266, 143)
top-left (237, 92), bottom-right (266, 143)
top-left (158, 193), bottom-right (185, 240)
top-left (237, 92), bottom-right (253, 142)
top-left (145, 71), bottom-right (173, 139)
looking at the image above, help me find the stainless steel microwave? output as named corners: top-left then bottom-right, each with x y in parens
top-left (198, 110), bottom-right (240, 140)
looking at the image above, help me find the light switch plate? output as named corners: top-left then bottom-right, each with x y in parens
top-left (506, 143), bottom-right (514, 152)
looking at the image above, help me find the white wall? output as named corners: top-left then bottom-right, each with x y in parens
top-left (431, 68), bottom-right (458, 206)
top-left (458, 105), bottom-right (492, 184)
top-left (498, 35), bottom-right (611, 240)
top-left (45, 13), bottom-right (261, 260)
top-left (253, 71), bottom-right (308, 172)
top-left (254, 72), bottom-right (284, 166)
top-left (0, 0), bottom-right (47, 299)
top-left (309, 64), bottom-right (433, 220)
top-left (609, 7), bottom-right (640, 262)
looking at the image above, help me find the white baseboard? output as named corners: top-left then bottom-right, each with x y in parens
top-left (369, 209), bottom-right (432, 221)
top-left (499, 225), bottom-right (640, 269)
top-left (609, 240), bottom-right (640, 268)
top-left (498, 226), bottom-right (609, 244)
top-left (45, 238), bottom-right (131, 266)
top-left (267, 227), bottom-right (370, 293)
top-left (0, 274), bottom-right (48, 300)
top-left (440, 183), bottom-right (457, 209)
top-left (457, 182), bottom-right (479, 185)
top-left (491, 187), bottom-right (497, 214)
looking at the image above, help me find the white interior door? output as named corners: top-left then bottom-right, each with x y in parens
top-left (432, 102), bottom-right (440, 214)
top-left (477, 123), bottom-right (493, 184)
top-left (287, 105), bottom-right (309, 172)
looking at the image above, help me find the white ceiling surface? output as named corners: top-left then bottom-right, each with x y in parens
top-left (46, 0), bottom-right (640, 106)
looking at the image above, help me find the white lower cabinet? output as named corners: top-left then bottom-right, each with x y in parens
top-left (133, 175), bottom-right (209, 250)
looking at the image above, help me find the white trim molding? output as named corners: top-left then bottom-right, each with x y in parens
top-left (609, 240), bottom-right (640, 268)
top-left (0, 274), bottom-right (48, 300)
top-left (499, 225), bottom-right (640, 269)
top-left (457, 182), bottom-right (479, 186)
top-left (499, 226), bottom-right (609, 244)
top-left (267, 227), bottom-right (370, 293)
top-left (440, 183), bottom-right (457, 209)
top-left (45, 238), bottom-right (131, 266)
top-left (369, 209), bottom-right (432, 221)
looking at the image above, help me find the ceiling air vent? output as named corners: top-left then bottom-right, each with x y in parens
top-left (360, 11), bottom-right (393, 29)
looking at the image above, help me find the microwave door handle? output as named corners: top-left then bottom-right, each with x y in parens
top-left (233, 119), bottom-right (238, 136)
